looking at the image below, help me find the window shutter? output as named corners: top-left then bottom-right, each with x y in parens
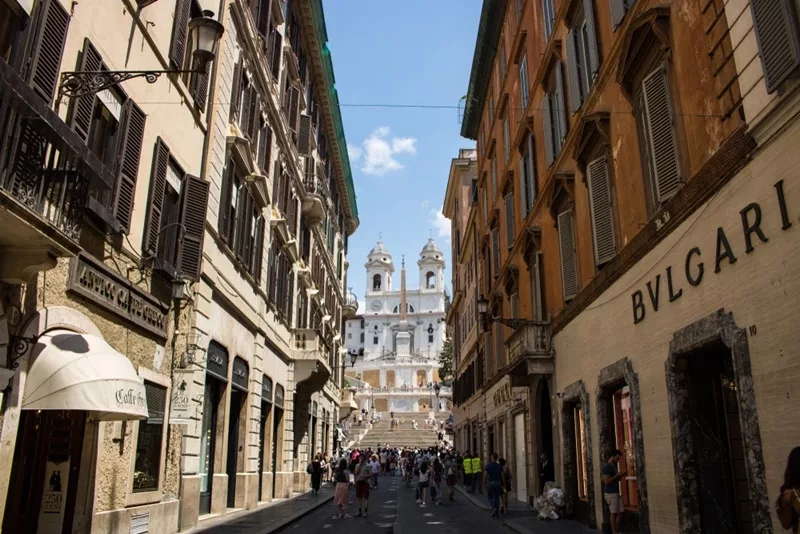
top-left (297, 114), bottom-right (312, 155)
top-left (69, 39), bottom-right (103, 142)
top-left (288, 86), bottom-right (300, 133)
top-left (113, 99), bottom-right (147, 233)
top-left (253, 216), bottom-right (265, 283)
top-left (555, 63), bottom-right (568, 148)
top-left (248, 94), bottom-right (261, 141)
top-left (586, 156), bottom-right (616, 265)
top-left (542, 95), bottom-right (554, 166)
top-left (610, 0), bottom-right (627, 30)
top-left (258, 120), bottom-right (270, 171)
top-left (641, 66), bottom-right (681, 203)
top-left (193, 61), bottom-right (210, 110)
top-left (566, 30), bottom-right (582, 113)
top-left (256, 0), bottom-right (270, 38)
top-left (27, 0), bottom-right (70, 105)
top-left (230, 61), bottom-right (242, 120)
top-left (526, 136), bottom-right (537, 209)
top-left (583, 0), bottom-right (601, 78)
top-left (751, 0), bottom-right (800, 93)
top-left (177, 174), bottom-right (210, 281)
top-left (530, 256), bottom-right (543, 320)
top-left (504, 193), bottom-right (515, 248)
top-left (218, 159), bottom-right (234, 243)
top-left (270, 30), bottom-right (282, 80)
top-left (558, 209), bottom-right (578, 300)
top-left (170, 0), bottom-right (191, 68)
top-left (491, 228), bottom-right (500, 273)
top-left (519, 155), bottom-right (528, 219)
top-left (142, 138), bottom-right (169, 255)
top-left (240, 81), bottom-right (252, 135)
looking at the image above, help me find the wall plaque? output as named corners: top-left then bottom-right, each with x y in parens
top-left (67, 254), bottom-right (169, 339)
top-left (232, 357), bottom-right (249, 392)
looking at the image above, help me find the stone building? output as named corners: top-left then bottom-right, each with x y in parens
top-left (343, 239), bottom-right (452, 413)
top-left (454, 0), bottom-right (800, 531)
top-left (0, 0), bottom-right (357, 533)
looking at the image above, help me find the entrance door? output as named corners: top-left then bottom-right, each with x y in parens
top-left (226, 390), bottom-right (243, 508)
top-left (310, 416), bottom-right (317, 458)
top-left (513, 413), bottom-right (527, 501)
top-left (258, 401), bottom-right (268, 501)
top-left (4, 410), bottom-right (86, 534)
top-left (199, 379), bottom-right (220, 515)
top-left (688, 344), bottom-right (753, 532)
top-left (271, 407), bottom-right (283, 498)
top-left (537, 380), bottom-right (554, 494)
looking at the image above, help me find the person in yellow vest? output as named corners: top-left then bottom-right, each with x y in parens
top-left (462, 450), bottom-right (473, 492)
top-left (470, 453), bottom-right (483, 494)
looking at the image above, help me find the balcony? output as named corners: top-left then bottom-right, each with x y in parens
top-left (293, 328), bottom-right (332, 393)
top-left (343, 289), bottom-right (358, 317)
top-left (301, 173), bottom-right (329, 225)
top-left (0, 59), bottom-right (115, 283)
top-left (505, 321), bottom-right (554, 385)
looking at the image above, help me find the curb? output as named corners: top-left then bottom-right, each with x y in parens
top-left (262, 493), bottom-right (333, 534)
top-left (454, 483), bottom-right (490, 510)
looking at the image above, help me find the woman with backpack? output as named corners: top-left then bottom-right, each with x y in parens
top-left (418, 461), bottom-right (430, 507)
top-left (309, 453), bottom-right (323, 495)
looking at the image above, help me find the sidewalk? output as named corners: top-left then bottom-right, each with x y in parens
top-left (187, 485), bottom-right (334, 534)
top-left (454, 483), bottom-right (532, 512)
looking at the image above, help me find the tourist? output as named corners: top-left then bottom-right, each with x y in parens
top-left (431, 457), bottom-right (443, 505)
top-left (321, 452), bottom-right (328, 483)
top-left (462, 450), bottom-right (473, 492)
top-left (445, 455), bottom-right (458, 501)
top-left (369, 454), bottom-right (380, 489)
top-left (354, 453), bottom-right (372, 518)
top-left (485, 453), bottom-right (503, 518)
top-left (499, 457), bottom-right (511, 513)
top-left (418, 461), bottom-right (430, 507)
top-left (602, 449), bottom-right (628, 534)
top-left (777, 446), bottom-right (800, 531)
top-left (309, 453), bottom-right (323, 495)
top-left (470, 452), bottom-right (482, 494)
top-left (333, 459), bottom-right (351, 519)
top-left (380, 448), bottom-right (388, 475)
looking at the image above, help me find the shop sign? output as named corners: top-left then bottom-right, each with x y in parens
top-left (632, 180), bottom-right (794, 324)
top-left (38, 459), bottom-right (70, 534)
top-left (68, 254), bottom-right (169, 339)
top-left (206, 343), bottom-right (228, 382)
top-left (232, 357), bottom-right (249, 391)
top-left (275, 384), bottom-right (285, 408)
top-left (493, 383), bottom-right (513, 408)
top-left (116, 388), bottom-right (146, 411)
top-left (262, 375), bottom-right (273, 402)
top-left (169, 377), bottom-right (191, 425)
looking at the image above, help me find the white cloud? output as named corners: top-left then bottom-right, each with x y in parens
top-left (421, 199), bottom-right (430, 209)
top-left (354, 127), bottom-right (418, 176)
top-left (430, 209), bottom-right (451, 242)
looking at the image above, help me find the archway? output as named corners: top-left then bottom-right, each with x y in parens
top-left (535, 378), bottom-right (554, 496)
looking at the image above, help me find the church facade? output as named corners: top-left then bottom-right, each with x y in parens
top-left (344, 240), bottom-right (452, 413)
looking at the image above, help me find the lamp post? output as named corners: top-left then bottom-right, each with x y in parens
top-left (434, 382), bottom-right (441, 412)
top-left (57, 11), bottom-right (224, 103)
top-left (477, 293), bottom-right (548, 340)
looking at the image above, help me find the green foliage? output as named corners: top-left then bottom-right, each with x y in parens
top-left (439, 338), bottom-right (453, 380)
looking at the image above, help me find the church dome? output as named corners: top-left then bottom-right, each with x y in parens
top-left (370, 240), bottom-right (391, 256)
top-left (420, 238), bottom-right (441, 255)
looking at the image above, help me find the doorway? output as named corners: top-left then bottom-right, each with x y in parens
top-left (4, 410), bottom-right (87, 534)
top-left (271, 406), bottom-right (284, 498)
top-left (199, 378), bottom-right (221, 515)
top-left (686, 343), bottom-right (753, 533)
top-left (536, 380), bottom-right (554, 495)
top-left (258, 400), bottom-right (272, 501)
top-left (513, 413), bottom-right (527, 501)
top-left (226, 390), bottom-right (244, 508)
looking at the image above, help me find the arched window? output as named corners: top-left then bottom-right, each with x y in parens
top-left (360, 319), bottom-right (365, 329)
top-left (426, 271), bottom-right (435, 289)
top-left (392, 303), bottom-right (415, 314)
top-left (372, 274), bottom-right (382, 290)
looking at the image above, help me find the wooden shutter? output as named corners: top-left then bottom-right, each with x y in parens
top-left (240, 80), bottom-right (252, 136)
top-left (542, 94), bottom-right (554, 166)
top-left (257, 119), bottom-right (269, 171)
top-left (555, 63), bottom-right (568, 150)
top-left (530, 256), bottom-right (543, 320)
top-left (170, 0), bottom-right (191, 68)
top-left (519, 150), bottom-right (529, 219)
top-left (270, 29), bottom-right (282, 80)
top-left (751, 0), bottom-right (800, 93)
top-left (610, 0), bottom-right (627, 30)
top-left (230, 61), bottom-right (243, 119)
top-left (27, 0), bottom-right (70, 105)
top-left (586, 156), bottom-right (616, 265)
top-left (177, 174), bottom-right (210, 281)
top-left (113, 99), bottom-right (147, 232)
top-left (253, 216), bottom-right (265, 283)
top-left (491, 227), bottom-right (500, 273)
top-left (297, 114), bottom-right (312, 155)
top-left (218, 158), bottom-right (234, 243)
top-left (566, 30), bottom-right (582, 113)
top-left (583, 0), bottom-right (600, 78)
top-left (69, 39), bottom-right (103, 141)
top-left (288, 86), bottom-right (300, 133)
top-left (641, 66), bottom-right (681, 203)
top-left (193, 61), bottom-right (210, 109)
top-left (558, 209), bottom-right (578, 300)
top-left (142, 138), bottom-right (169, 255)
top-left (256, 0), bottom-right (270, 38)
top-left (504, 193), bottom-right (515, 248)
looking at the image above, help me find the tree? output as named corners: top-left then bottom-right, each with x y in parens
top-left (439, 338), bottom-right (453, 380)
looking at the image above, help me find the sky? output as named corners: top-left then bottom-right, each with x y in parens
top-left (322, 0), bottom-right (482, 306)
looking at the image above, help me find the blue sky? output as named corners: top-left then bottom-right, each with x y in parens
top-left (322, 0), bottom-right (482, 303)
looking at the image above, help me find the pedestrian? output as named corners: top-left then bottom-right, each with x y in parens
top-left (777, 446), bottom-right (800, 532)
top-left (309, 453), bottom-right (323, 495)
top-left (602, 449), bottom-right (628, 534)
top-left (462, 450), bottom-right (472, 492)
top-left (418, 461), bottom-right (430, 507)
top-left (431, 457), bottom-right (443, 505)
top-left (370, 454), bottom-right (381, 489)
top-left (380, 449), bottom-right (388, 475)
top-left (354, 453), bottom-right (372, 518)
top-left (484, 453), bottom-right (503, 518)
top-left (445, 455), bottom-right (458, 501)
top-left (333, 459), bottom-right (351, 519)
top-left (498, 457), bottom-right (511, 513)
top-left (321, 453), bottom-right (328, 483)
top-left (471, 452), bottom-right (482, 494)
top-left (539, 452), bottom-right (554, 495)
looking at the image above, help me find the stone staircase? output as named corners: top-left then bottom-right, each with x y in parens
top-left (359, 413), bottom-right (447, 449)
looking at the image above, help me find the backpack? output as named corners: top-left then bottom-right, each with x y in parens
top-left (306, 463), bottom-right (312, 474)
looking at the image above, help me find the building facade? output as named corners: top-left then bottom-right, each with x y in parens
top-left (0, 0), bottom-right (357, 533)
top-left (343, 239), bottom-right (452, 413)
top-left (454, 0), bottom-right (800, 531)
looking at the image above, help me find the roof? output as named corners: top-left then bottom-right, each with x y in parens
top-left (369, 240), bottom-right (391, 256)
top-left (421, 238), bottom-right (442, 254)
top-left (460, 0), bottom-right (508, 140)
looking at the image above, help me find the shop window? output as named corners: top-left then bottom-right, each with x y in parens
top-left (133, 382), bottom-right (167, 493)
top-left (574, 405), bottom-right (589, 500)
top-left (613, 386), bottom-right (639, 510)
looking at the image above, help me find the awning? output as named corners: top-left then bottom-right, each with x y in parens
top-left (22, 330), bottom-right (149, 421)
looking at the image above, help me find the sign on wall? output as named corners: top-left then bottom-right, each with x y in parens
top-left (232, 357), bottom-right (249, 392)
top-left (37, 459), bottom-right (70, 534)
top-left (169, 373), bottom-right (192, 425)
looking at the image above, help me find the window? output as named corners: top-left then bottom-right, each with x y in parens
top-left (502, 110), bottom-right (511, 163)
top-left (504, 191), bottom-right (515, 249)
top-left (529, 253), bottom-right (544, 320)
top-left (172, 0), bottom-right (209, 108)
top-left (499, 41), bottom-right (507, 82)
top-left (360, 333), bottom-right (365, 343)
top-left (574, 405), bottom-right (589, 500)
top-left (586, 156), bottom-right (616, 266)
top-left (610, 0), bottom-right (636, 31)
top-left (426, 271), bottom-right (436, 289)
top-left (360, 319), bottom-right (365, 329)
top-left (542, 62), bottom-right (568, 167)
top-left (510, 291), bottom-right (519, 318)
top-left (519, 54), bottom-right (530, 110)
top-left (491, 226), bottom-right (500, 275)
top-left (134, 382), bottom-right (167, 492)
top-left (751, 0), bottom-right (800, 93)
top-left (479, 130), bottom-right (486, 159)
top-left (542, 0), bottom-right (556, 42)
top-left (516, 0), bottom-right (524, 20)
top-left (267, 236), bottom-right (294, 323)
top-left (482, 174), bottom-right (489, 222)
top-left (519, 135), bottom-right (537, 219)
top-left (373, 336), bottom-right (379, 345)
top-left (491, 157), bottom-right (498, 200)
top-left (0, 0), bottom-right (24, 64)
top-left (494, 319), bottom-right (504, 371)
top-left (347, 332), bottom-right (352, 339)
top-left (613, 386), bottom-right (639, 510)
top-left (489, 91), bottom-right (495, 124)
top-left (558, 208), bottom-right (578, 301)
top-left (635, 65), bottom-right (681, 212)
top-left (566, 5), bottom-right (600, 112)
top-left (372, 274), bottom-right (382, 291)
top-left (143, 138), bottom-right (210, 281)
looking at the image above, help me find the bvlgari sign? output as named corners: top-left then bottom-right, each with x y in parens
top-left (631, 180), bottom-right (792, 324)
top-left (68, 254), bottom-right (169, 338)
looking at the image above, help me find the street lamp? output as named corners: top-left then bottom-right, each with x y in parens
top-left (477, 293), bottom-right (543, 331)
top-left (57, 11), bottom-right (224, 101)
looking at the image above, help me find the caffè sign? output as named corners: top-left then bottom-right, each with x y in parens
top-left (68, 254), bottom-right (169, 338)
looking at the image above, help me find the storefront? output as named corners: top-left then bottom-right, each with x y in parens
top-left (199, 341), bottom-right (228, 516)
top-left (272, 384), bottom-right (286, 499)
top-left (258, 375), bottom-right (273, 502)
top-left (226, 357), bottom-right (249, 509)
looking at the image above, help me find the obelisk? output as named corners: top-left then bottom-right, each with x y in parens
top-left (395, 255), bottom-right (411, 356)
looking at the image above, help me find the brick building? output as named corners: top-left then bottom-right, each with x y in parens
top-left (452, 0), bottom-right (800, 531)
